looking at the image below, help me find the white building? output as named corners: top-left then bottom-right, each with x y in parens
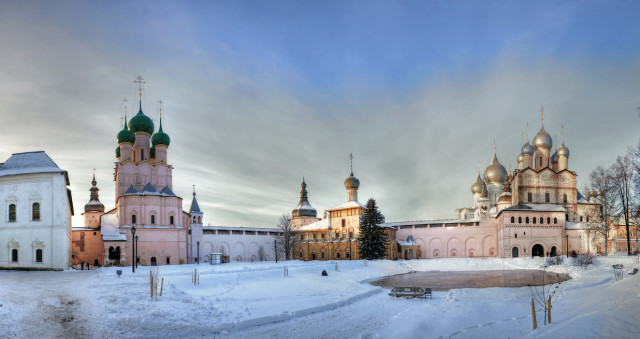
top-left (199, 226), bottom-right (281, 263)
top-left (0, 151), bottom-right (73, 270)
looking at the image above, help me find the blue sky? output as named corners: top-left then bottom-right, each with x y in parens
top-left (1, 1), bottom-right (639, 227)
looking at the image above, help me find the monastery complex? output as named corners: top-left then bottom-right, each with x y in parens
top-left (1, 78), bottom-right (637, 270)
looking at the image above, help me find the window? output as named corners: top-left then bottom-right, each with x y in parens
top-left (532, 217), bottom-right (536, 224)
top-left (170, 216), bottom-right (174, 225)
top-left (8, 204), bottom-right (16, 222)
top-left (11, 249), bottom-right (18, 262)
top-left (563, 194), bottom-right (568, 204)
top-left (526, 217), bottom-right (529, 223)
top-left (342, 219), bottom-right (345, 227)
top-left (586, 216), bottom-right (590, 222)
top-left (313, 234), bottom-right (317, 240)
top-left (141, 149), bottom-right (145, 160)
top-left (321, 233), bottom-right (325, 239)
top-left (131, 215), bottom-right (136, 224)
top-left (36, 249), bottom-right (43, 263)
top-left (554, 217), bottom-right (557, 224)
top-left (511, 216), bottom-right (515, 223)
top-left (32, 203), bottom-right (40, 221)
top-left (336, 252), bottom-right (341, 259)
top-left (580, 216), bottom-right (583, 222)
top-left (528, 193), bottom-right (532, 202)
top-left (540, 217), bottom-right (543, 224)
top-left (547, 217), bottom-right (551, 224)
top-left (151, 215), bottom-right (155, 224)
top-left (518, 217), bottom-right (522, 223)
top-left (515, 233), bottom-right (518, 238)
top-left (539, 158), bottom-right (543, 166)
top-left (545, 193), bottom-right (550, 203)
top-left (166, 257), bottom-right (170, 265)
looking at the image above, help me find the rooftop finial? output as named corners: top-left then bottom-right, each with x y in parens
top-left (134, 75), bottom-right (146, 103)
top-left (526, 122), bottom-right (529, 141)
top-left (122, 98), bottom-right (128, 128)
top-left (158, 100), bottom-right (164, 132)
top-left (193, 184), bottom-right (196, 196)
top-left (541, 105), bottom-right (544, 127)
top-left (493, 138), bottom-right (497, 156)
top-left (349, 153), bottom-right (354, 175)
top-left (562, 124), bottom-right (565, 145)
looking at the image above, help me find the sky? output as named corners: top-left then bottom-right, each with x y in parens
top-left (1, 0), bottom-right (639, 228)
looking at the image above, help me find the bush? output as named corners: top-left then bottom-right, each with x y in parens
top-left (572, 254), bottom-right (595, 267)
top-left (546, 256), bottom-right (565, 266)
top-left (179, 259), bottom-right (185, 264)
top-left (570, 250), bottom-right (578, 258)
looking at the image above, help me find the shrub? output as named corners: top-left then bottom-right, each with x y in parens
top-left (179, 259), bottom-right (185, 264)
top-left (570, 250), bottom-right (578, 258)
top-left (546, 256), bottom-right (565, 266)
top-left (572, 254), bottom-right (595, 267)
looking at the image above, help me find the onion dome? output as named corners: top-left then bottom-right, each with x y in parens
top-left (517, 153), bottom-right (524, 164)
top-left (483, 153), bottom-right (507, 184)
top-left (150, 147), bottom-right (155, 159)
top-left (471, 173), bottom-right (484, 194)
top-left (521, 141), bottom-right (534, 155)
top-left (498, 192), bottom-right (512, 203)
top-left (117, 116), bottom-right (135, 144)
top-left (344, 172), bottom-right (360, 189)
top-left (551, 151), bottom-right (558, 164)
top-left (151, 116), bottom-right (170, 147)
top-left (115, 146), bottom-right (121, 158)
top-left (129, 102), bottom-right (154, 135)
top-left (533, 126), bottom-right (553, 150)
top-left (558, 143), bottom-right (570, 157)
top-left (84, 173), bottom-right (105, 213)
top-left (292, 178), bottom-right (317, 218)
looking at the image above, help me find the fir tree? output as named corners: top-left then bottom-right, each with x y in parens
top-left (358, 198), bottom-right (388, 260)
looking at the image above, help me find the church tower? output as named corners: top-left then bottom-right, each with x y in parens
top-left (483, 145), bottom-right (506, 206)
top-left (290, 177), bottom-right (320, 228)
top-left (533, 107), bottom-right (552, 170)
top-left (83, 171), bottom-right (104, 228)
top-left (189, 186), bottom-right (204, 263)
top-left (344, 153), bottom-right (360, 202)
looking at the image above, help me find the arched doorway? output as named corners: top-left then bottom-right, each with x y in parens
top-left (312, 253), bottom-right (316, 260)
top-left (94, 259), bottom-right (99, 266)
top-left (532, 244), bottom-right (544, 257)
top-left (150, 257), bottom-right (157, 266)
top-left (550, 246), bottom-right (558, 257)
top-left (108, 246), bottom-right (121, 261)
top-left (512, 247), bottom-right (519, 258)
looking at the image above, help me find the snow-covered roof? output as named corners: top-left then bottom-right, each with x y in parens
top-left (565, 222), bottom-right (591, 230)
top-left (103, 233), bottom-right (127, 241)
top-left (297, 218), bottom-right (330, 231)
top-left (327, 201), bottom-right (366, 211)
top-left (203, 226), bottom-right (281, 232)
top-left (500, 204), bottom-right (567, 212)
top-left (385, 218), bottom-right (480, 227)
top-left (0, 151), bottom-right (67, 180)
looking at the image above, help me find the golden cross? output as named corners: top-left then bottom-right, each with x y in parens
top-left (349, 153), bottom-right (353, 173)
top-left (541, 105), bottom-right (544, 125)
top-left (158, 100), bottom-right (163, 119)
top-left (134, 76), bottom-right (146, 101)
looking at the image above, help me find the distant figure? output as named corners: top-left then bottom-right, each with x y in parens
top-left (322, 269), bottom-right (328, 276)
top-left (81, 262), bottom-right (84, 270)
top-left (86, 263), bottom-right (90, 270)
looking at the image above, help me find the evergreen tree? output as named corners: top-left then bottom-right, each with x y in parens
top-left (358, 198), bottom-right (388, 259)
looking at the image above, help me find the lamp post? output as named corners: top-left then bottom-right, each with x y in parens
top-left (566, 234), bottom-right (569, 258)
top-left (197, 241), bottom-right (200, 265)
top-left (274, 239), bottom-right (278, 263)
top-left (131, 226), bottom-right (136, 273)
top-left (135, 235), bottom-right (139, 268)
top-left (348, 232), bottom-right (352, 261)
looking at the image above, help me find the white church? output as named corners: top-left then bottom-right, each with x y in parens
top-left (0, 151), bottom-right (73, 270)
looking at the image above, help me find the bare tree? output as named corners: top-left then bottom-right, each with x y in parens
top-left (257, 245), bottom-right (266, 261)
top-left (586, 165), bottom-right (615, 255)
top-left (275, 214), bottom-right (296, 260)
top-left (611, 155), bottom-right (636, 255)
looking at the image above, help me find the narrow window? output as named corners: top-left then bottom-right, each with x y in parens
top-left (563, 194), bottom-right (568, 204)
top-left (36, 249), bottom-right (43, 263)
top-left (539, 158), bottom-right (542, 166)
top-left (532, 217), bottom-right (536, 224)
top-left (342, 219), bottom-right (345, 227)
top-left (545, 193), bottom-right (550, 203)
top-left (8, 204), bottom-right (16, 222)
top-left (586, 216), bottom-right (590, 222)
top-left (528, 193), bottom-right (532, 202)
top-left (511, 216), bottom-right (515, 223)
top-left (131, 214), bottom-right (136, 224)
top-left (518, 216), bottom-right (522, 223)
top-left (547, 217), bottom-right (551, 224)
top-left (32, 203), bottom-right (40, 221)
top-left (540, 217), bottom-right (543, 224)
top-left (170, 216), bottom-right (174, 225)
top-left (11, 249), bottom-right (18, 262)
top-left (554, 217), bottom-right (558, 224)
top-left (580, 216), bottom-right (583, 222)
top-left (141, 149), bottom-right (145, 161)
top-left (515, 233), bottom-right (518, 238)
top-left (526, 217), bottom-right (529, 223)
top-left (166, 257), bottom-right (170, 265)
top-left (151, 215), bottom-right (155, 224)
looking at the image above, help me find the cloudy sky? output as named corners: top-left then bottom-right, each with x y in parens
top-left (1, 1), bottom-right (639, 228)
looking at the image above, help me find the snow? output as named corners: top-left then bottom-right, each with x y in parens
top-left (327, 200), bottom-right (366, 210)
top-left (0, 256), bottom-right (639, 338)
top-left (0, 151), bottom-right (65, 177)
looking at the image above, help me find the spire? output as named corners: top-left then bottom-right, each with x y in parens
top-left (84, 170), bottom-right (104, 213)
top-left (292, 177), bottom-right (317, 218)
top-left (122, 98), bottom-right (128, 129)
top-left (541, 105), bottom-right (544, 127)
top-left (158, 100), bottom-right (164, 132)
top-left (526, 122), bottom-right (529, 141)
top-left (134, 75), bottom-right (145, 104)
top-left (92, 168), bottom-right (96, 186)
top-left (349, 152), bottom-right (354, 176)
top-left (190, 185), bottom-right (201, 213)
top-left (561, 124), bottom-right (565, 145)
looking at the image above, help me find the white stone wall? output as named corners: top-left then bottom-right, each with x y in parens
top-left (200, 227), bottom-right (281, 263)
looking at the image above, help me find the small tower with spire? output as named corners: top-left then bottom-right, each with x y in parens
top-left (151, 100), bottom-right (171, 164)
top-left (189, 185), bottom-right (204, 263)
top-left (344, 153), bottom-right (360, 202)
top-left (83, 170), bottom-right (105, 228)
top-left (290, 177), bottom-right (320, 229)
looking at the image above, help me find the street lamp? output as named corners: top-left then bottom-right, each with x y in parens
top-left (131, 226), bottom-right (136, 273)
top-left (197, 241), bottom-right (200, 265)
top-left (135, 235), bottom-right (139, 268)
top-left (566, 234), bottom-right (569, 258)
top-left (274, 239), bottom-right (278, 263)
top-left (348, 231), bottom-right (352, 261)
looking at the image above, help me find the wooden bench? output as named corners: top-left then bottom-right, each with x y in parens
top-left (388, 286), bottom-right (432, 299)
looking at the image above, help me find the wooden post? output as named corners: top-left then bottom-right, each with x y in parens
top-left (548, 295), bottom-right (551, 324)
top-left (198, 274), bottom-right (200, 285)
top-left (150, 272), bottom-right (153, 298)
top-left (160, 277), bottom-right (164, 296)
top-left (531, 298), bottom-right (537, 330)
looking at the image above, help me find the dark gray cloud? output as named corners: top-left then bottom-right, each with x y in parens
top-left (1, 2), bottom-right (638, 228)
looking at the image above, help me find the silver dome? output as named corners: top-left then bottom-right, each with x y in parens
top-left (533, 127), bottom-right (553, 150)
top-left (521, 141), bottom-right (534, 155)
top-left (292, 178), bottom-right (317, 218)
top-left (517, 153), bottom-right (524, 163)
top-left (471, 174), bottom-right (484, 194)
top-left (551, 151), bottom-right (558, 164)
top-left (558, 143), bottom-right (570, 157)
top-left (344, 171), bottom-right (360, 189)
top-left (483, 154), bottom-right (507, 184)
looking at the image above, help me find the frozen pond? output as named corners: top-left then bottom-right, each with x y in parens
top-left (370, 270), bottom-right (571, 291)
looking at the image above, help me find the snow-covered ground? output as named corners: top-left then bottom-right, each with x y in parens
top-left (0, 256), bottom-right (638, 338)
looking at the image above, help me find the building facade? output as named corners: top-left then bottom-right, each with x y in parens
top-left (0, 151), bottom-right (73, 270)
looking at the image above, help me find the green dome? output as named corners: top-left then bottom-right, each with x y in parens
top-left (151, 118), bottom-right (170, 147)
top-left (129, 102), bottom-right (154, 135)
top-left (150, 147), bottom-right (156, 159)
top-left (117, 113), bottom-right (136, 144)
top-left (115, 146), bottom-right (121, 158)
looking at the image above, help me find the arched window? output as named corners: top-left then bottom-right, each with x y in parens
top-left (518, 216), bottom-right (522, 223)
top-left (532, 217), bottom-right (536, 224)
top-left (11, 249), bottom-right (18, 262)
top-left (32, 203), bottom-right (40, 221)
top-left (539, 217), bottom-right (543, 224)
top-left (198, 216), bottom-right (201, 223)
top-left (170, 216), bottom-right (174, 225)
top-left (36, 249), bottom-right (43, 263)
top-left (151, 257), bottom-right (157, 266)
top-left (151, 215), bottom-right (155, 224)
top-left (346, 252), bottom-right (350, 259)
top-left (8, 204), bottom-right (16, 222)
top-left (526, 217), bottom-right (529, 223)
top-left (131, 215), bottom-right (136, 224)
top-left (511, 216), bottom-right (515, 223)
top-left (547, 217), bottom-right (551, 224)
